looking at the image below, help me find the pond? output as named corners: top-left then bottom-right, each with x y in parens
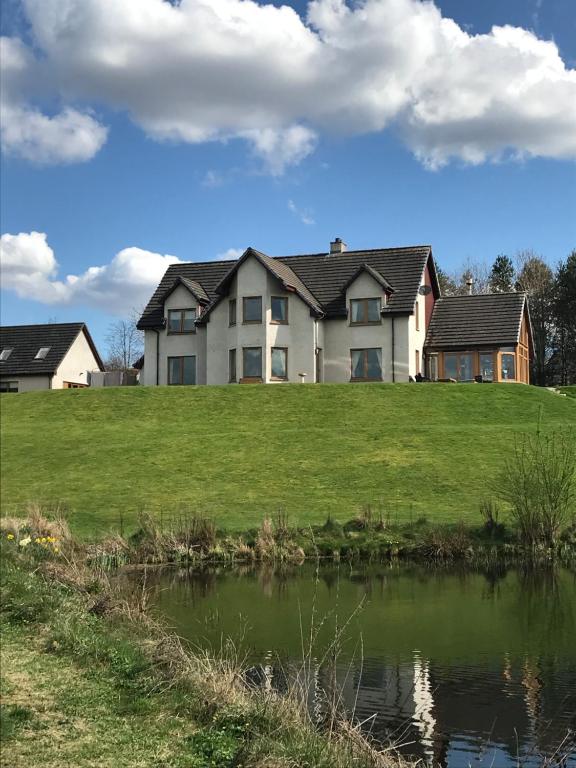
top-left (135, 563), bottom-right (576, 767)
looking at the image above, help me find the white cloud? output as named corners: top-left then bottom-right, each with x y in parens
top-left (288, 199), bottom-right (315, 226)
top-left (0, 37), bottom-right (108, 165)
top-left (0, 232), bottom-right (181, 312)
top-left (1, 0), bottom-right (575, 170)
top-left (215, 248), bottom-right (244, 261)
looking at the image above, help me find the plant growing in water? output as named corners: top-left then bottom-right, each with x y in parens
top-left (496, 431), bottom-right (576, 548)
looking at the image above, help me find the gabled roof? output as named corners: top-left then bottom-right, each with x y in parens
top-left (341, 263), bottom-right (395, 294)
top-left (0, 323), bottom-right (104, 376)
top-left (138, 244), bottom-right (434, 328)
top-left (160, 275), bottom-right (210, 305)
top-left (425, 293), bottom-right (531, 349)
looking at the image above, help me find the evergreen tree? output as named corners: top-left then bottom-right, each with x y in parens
top-left (436, 267), bottom-right (458, 296)
top-left (489, 254), bottom-right (515, 293)
top-left (553, 250), bottom-right (576, 385)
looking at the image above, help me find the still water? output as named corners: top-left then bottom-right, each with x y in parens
top-left (138, 563), bottom-right (576, 767)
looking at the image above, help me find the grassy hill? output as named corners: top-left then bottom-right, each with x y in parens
top-left (1, 384), bottom-right (574, 537)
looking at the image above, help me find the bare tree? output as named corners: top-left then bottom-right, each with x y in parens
top-left (450, 258), bottom-right (491, 295)
top-left (105, 311), bottom-right (143, 371)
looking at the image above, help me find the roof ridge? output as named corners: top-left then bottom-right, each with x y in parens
top-left (0, 322), bottom-right (85, 330)
top-left (276, 245), bottom-right (431, 259)
top-left (438, 292), bottom-right (524, 300)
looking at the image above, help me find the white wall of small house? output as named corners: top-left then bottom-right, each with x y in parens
top-left (53, 330), bottom-right (102, 388)
top-left (0, 375), bottom-right (52, 392)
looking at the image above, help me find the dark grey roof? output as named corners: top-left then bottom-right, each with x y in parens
top-left (0, 323), bottom-right (104, 376)
top-left (160, 275), bottom-right (210, 305)
top-left (138, 245), bottom-right (433, 328)
top-left (425, 293), bottom-right (528, 348)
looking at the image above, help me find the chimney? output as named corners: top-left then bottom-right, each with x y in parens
top-left (330, 237), bottom-right (347, 254)
top-left (466, 277), bottom-right (474, 295)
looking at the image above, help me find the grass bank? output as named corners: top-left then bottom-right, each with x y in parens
top-left (1, 384), bottom-right (574, 536)
top-left (0, 526), bottom-right (411, 768)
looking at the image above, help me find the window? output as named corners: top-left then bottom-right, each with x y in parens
top-left (0, 348), bottom-right (13, 361)
top-left (229, 349), bottom-right (237, 382)
top-left (229, 299), bottom-right (237, 326)
top-left (243, 347), bottom-right (262, 379)
top-left (35, 347), bottom-right (50, 360)
top-left (271, 347), bottom-right (288, 379)
top-left (427, 354), bottom-right (438, 381)
top-left (350, 298), bottom-right (381, 325)
top-left (168, 356), bottom-right (196, 385)
top-left (500, 353), bottom-right (516, 381)
top-left (415, 302), bottom-right (420, 331)
top-left (351, 348), bottom-right (382, 381)
top-left (443, 353), bottom-right (473, 381)
top-left (480, 353), bottom-right (494, 381)
top-left (415, 349), bottom-right (420, 375)
top-left (168, 308), bottom-right (196, 333)
top-left (271, 297), bottom-right (288, 324)
top-left (243, 296), bottom-right (262, 324)
top-left (0, 381), bottom-right (18, 393)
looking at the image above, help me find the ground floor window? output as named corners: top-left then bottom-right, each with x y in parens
top-left (243, 347), bottom-right (262, 379)
top-left (500, 352), bottom-right (516, 381)
top-left (0, 381), bottom-right (18, 393)
top-left (444, 352), bottom-right (474, 381)
top-left (271, 347), bottom-right (288, 380)
top-left (229, 349), bottom-right (237, 382)
top-left (351, 348), bottom-right (382, 381)
top-left (479, 353), bottom-right (494, 381)
top-left (168, 356), bottom-right (196, 385)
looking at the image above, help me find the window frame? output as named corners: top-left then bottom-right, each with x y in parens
top-left (242, 346), bottom-right (263, 381)
top-left (271, 296), bottom-right (289, 325)
top-left (415, 302), bottom-right (420, 332)
top-left (349, 298), bottom-right (382, 326)
top-left (350, 348), bottom-right (383, 381)
top-left (228, 348), bottom-right (237, 383)
top-left (242, 296), bottom-right (262, 325)
top-left (167, 308), bottom-right (196, 334)
top-left (443, 351), bottom-right (474, 381)
top-left (270, 347), bottom-right (288, 380)
top-left (415, 349), bottom-right (420, 375)
top-left (229, 299), bottom-right (237, 327)
top-left (167, 355), bottom-right (196, 385)
top-left (499, 351), bottom-right (517, 382)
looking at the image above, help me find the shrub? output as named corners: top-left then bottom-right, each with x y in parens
top-left (496, 431), bottom-right (576, 547)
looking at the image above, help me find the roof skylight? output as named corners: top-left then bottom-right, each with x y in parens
top-left (0, 348), bottom-right (13, 361)
top-left (34, 347), bottom-right (51, 360)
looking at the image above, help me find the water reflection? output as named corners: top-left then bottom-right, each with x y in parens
top-left (124, 563), bottom-right (576, 767)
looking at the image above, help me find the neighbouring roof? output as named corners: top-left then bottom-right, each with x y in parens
top-left (138, 245), bottom-right (434, 329)
top-left (0, 323), bottom-right (104, 377)
top-left (425, 293), bottom-right (530, 349)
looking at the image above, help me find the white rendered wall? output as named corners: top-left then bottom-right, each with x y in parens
top-left (53, 329), bottom-right (102, 388)
top-left (0, 375), bottom-right (52, 392)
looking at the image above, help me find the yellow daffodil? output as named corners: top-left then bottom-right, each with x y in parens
top-left (19, 536), bottom-right (31, 548)
top-left (6, 533), bottom-right (14, 540)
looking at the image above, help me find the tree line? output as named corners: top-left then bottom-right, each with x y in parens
top-left (436, 249), bottom-right (576, 386)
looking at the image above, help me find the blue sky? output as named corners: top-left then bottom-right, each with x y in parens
top-left (1, 0), bottom-right (575, 354)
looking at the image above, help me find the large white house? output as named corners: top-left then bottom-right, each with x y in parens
top-left (138, 240), bottom-right (533, 386)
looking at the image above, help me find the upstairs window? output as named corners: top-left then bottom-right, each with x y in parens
top-left (243, 296), bottom-right (262, 324)
top-left (0, 348), bottom-right (13, 361)
top-left (35, 347), bottom-right (51, 360)
top-left (350, 298), bottom-right (381, 325)
top-left (229, 299), bottom-right (237, 326)
top-left (271, 297), bottom-right (288, 324)
top-left (168, 308), bottom-right (196, 333)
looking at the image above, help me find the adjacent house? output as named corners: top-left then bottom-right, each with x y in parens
top-left (137, 240), bottom-right (533, 386)
top-left (0, 323), bottom-right (104, 393)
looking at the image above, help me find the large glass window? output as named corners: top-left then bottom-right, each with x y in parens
top-left (243, 347), bottom-right (262, 378)
top-left (480, 353), bottom-right (494, 381)
top-left (351, 348), bottom-right (382, 380)
top-left (243, 297), bottom-right (262, 324)
top-left (350, 298), bottom-right (381, 324)
top-left (168, 356), bottom-right (196, 385)
top-left (271, 297), bottom-right (288, 324)
top-left (500, 353), bottom-right (516, 381)
top-left (229, 349), bottom-right (236, 382)
top-left (0, 381), bottom-right (18, 393)
top-left (229, 299), bottom-right (237, 326)
top-left (444, 352), bottom-right (473, 381)
top-left (168, 308), bottom-right (196, 333)
top-left (271, 347), bottom-right (288, 379)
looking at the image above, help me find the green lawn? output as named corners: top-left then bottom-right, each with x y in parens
top-left (1, 384), bottom-right (574, 537)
